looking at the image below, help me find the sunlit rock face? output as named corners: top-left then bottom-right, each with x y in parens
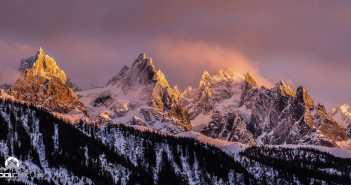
top-left (184, 69), bottom-right (246, 120)
top-left (183, 68), bottom-right (349, 148)
top-left (0, 87), bottom-right (15, 101)
top-left (9, 48), bottom-right (86, 113)
top-left (78, 53), bottom-right (191, 133)
top-left (182, 69), bottom-right (255, 145)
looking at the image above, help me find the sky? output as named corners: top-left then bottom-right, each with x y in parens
top-left (0, 0), bottom-right (350, 109)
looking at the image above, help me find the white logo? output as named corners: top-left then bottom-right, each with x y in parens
top-left (5, 157), bottom-right (20, 169)
top-left (0, 157), bottom-right (28, 179)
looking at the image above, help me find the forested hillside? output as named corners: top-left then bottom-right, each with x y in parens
top-left (0, 100), bottom-right (255, 184)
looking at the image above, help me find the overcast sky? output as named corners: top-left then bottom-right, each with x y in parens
top-left (0, 0), bottom-right (350, 109)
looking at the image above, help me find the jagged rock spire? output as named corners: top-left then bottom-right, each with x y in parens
top-left (244, 72), bottom-right (257, 86)
top-left (296, 86), bottom-right (314, 108)
top-left (103, 53), bottom-right (191, 131)
top-left (19, 47), bottom-right (68, 83)
top-left (241, 72), bottom-right (258, 97)
top-left (108, 53), bottom-right (171, 88)
top-left (9, 48), bottom-right (86, 113)
top-left (154, 70), bottom-right (169, 88)
top-left (136, 52), bottom-right (147, 61)
top-left (274, 79), bottom-right (296, 96)
top-left (201, 71), bottom-right (211, 81)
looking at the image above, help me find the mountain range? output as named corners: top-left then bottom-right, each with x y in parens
top-left (0, 48), bottom-right (350, 184)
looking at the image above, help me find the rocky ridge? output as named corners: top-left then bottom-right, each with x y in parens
top-left (182, 70), bottom-right (255, 145)
top-left (182, 69), bottom-right (350, 148)
top-left (78, 53), bottom-right (191, 133)
top-left (3, 48), bottom-right (349, 148)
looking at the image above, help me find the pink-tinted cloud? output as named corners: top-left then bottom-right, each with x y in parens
top-left (0, 38), bottom-right (35, 84)
top-left (152, 36), bottom-right (272, 89)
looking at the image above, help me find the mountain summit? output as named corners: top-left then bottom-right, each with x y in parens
top-left (182, 68), bottom-right (350, 147)
top-left (107, 53), bottom-right (169, 89)
top-left (78, 53), bottom-right (191, 133)
top-left (9, 48), bottom-right (85, 113)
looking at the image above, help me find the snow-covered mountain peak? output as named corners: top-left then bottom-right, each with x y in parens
top-left (196, 69), bottom-right (245, 100)
top-left (182, 68), bottom-right (250, 138)
top-left (106, 53), bottom-right (175, 91)
top-left (183, 69), bottom-right (350, 148)
top-left (79, 54), bottom-right (191, 132)
top-left (200, 69), bottom-right (245, 87)
top-left (107, 53), bottom-right (172, 90)
top-left (215, 68), bottom-right (244, 79)
top-left (217, 67), bottom-right (234, 76)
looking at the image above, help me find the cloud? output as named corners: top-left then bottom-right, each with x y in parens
top-left (151, 36), bottom-right (272, 89)
top-left (0, 38), bottom-right (35, 85)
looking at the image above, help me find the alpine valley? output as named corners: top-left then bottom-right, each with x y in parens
top-left (0, 48), bottom-right (350, 185)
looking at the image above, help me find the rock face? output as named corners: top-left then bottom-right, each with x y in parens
top-left (78, 53), bottom-right (191, 133)
top-left (201, 111), bottom-right (256, 145)
top-left (183, 69), bottom-right (246, 119)
top-left (182, 70), bottom-right (255, 144)
top-left (183, 69), bottom-right (349, 148)
top-left (243, 81), bottom-right (348, 147)
top-left (9, 48), bottom-right (86, 113)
